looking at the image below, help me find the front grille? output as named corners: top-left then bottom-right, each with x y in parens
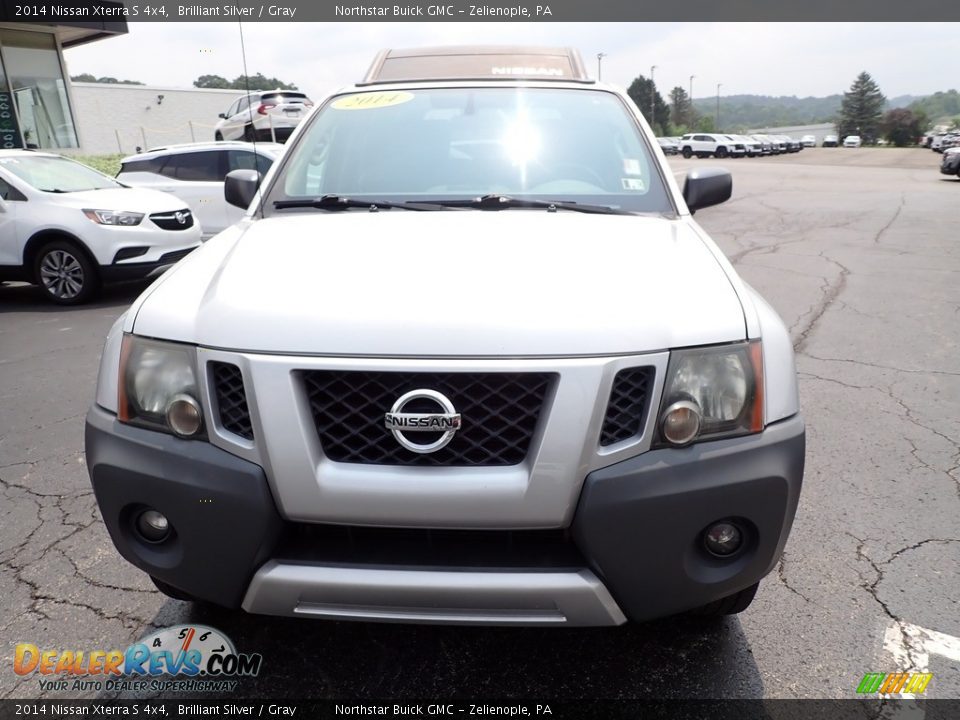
top-left (149, 209), bottom-right (194, 231)
top-left (277, 523), bottom-right (584, 569)
top-left (599, 366), bottom-right (655, 446)
top-left (211, 362), bottom-right (254, 440)
top-left (303, 371), bottom-right (554, 466)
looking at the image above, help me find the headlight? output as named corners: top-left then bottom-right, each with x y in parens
top-left (655, 341), bottom-right (764, 447)
top-left (118, 335), bottom-right (204, 438)
top-left (83, 209), bottom-right (144, 226)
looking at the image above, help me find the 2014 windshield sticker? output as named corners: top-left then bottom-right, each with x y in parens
top-left (332, 92), bottom-right (415, 110)
top-left (13, 625), bottom-right (262, 693)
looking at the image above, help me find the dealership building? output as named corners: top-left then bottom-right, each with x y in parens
top-left (0, 7), bottom-right (128, 151)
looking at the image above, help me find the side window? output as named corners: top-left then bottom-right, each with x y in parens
top-left (225, 99), bottom-right (240, 117)
top-left (237, 96), bottom-right (253, 114)
top-left (229, 150), bottom-right (273, 175)
top-left (681, 134), bottom-right (692, 141)
top-left (0, 176), bottom-right (26, 201)
top-left (694, 135), bottom-right (709, 142)
top-left (163, 152), bottom-right (224, 182)
top-left (119, 157), bottom-right (167, 176)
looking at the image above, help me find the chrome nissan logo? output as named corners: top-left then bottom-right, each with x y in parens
top-left (175, 211), bottom-right (188, 225)
top-left (384, 389), bottom-right (461, 454)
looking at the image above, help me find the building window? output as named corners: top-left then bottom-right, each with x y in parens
top-left (0, 29), bottom-right (79, 149)
top-left (0, 45), bottom-right (22, 149)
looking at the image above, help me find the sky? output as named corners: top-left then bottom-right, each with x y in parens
top-left (64, 22), bottom-right (958, 102)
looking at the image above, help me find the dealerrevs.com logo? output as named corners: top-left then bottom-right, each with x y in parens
top-left (14, 625), bottom-right (262, 693)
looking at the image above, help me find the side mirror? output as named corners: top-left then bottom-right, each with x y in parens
top-left (224, 169), bottom-right (261, 210)
top-left (682, 167), bottom-right (732, 213)
top-left (218, 113), bottom-right (227, 119)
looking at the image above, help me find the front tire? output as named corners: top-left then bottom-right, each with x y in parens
top-left (214, 131), bottom-right (223, 141)
top-left (688, 582), bottom-right (759, 617)
top-left (34, 241), bottom-right (99, 305)
top-left (681, 147), bottom-right (693, 159)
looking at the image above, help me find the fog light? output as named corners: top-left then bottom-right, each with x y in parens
top-left (137, 509), bottom-right (170, 543)
top-left (704, 522), bottom-right (743, 557)
top-left (166, 394), bottom-right (202, 437)
top-left (662, 400), bottom-right (702, 445)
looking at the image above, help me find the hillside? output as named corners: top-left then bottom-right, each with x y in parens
top-left (690, 92), bottom-right (951, 130)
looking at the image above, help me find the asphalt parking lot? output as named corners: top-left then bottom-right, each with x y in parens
top-left (1, 147), bottom-right (958, 700)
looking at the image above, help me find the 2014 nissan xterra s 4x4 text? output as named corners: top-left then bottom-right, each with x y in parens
top-left (86, 46), bottom-right (805, 626)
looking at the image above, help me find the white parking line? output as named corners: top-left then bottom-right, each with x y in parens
top-left (884, 620), bottom-right (960, 671)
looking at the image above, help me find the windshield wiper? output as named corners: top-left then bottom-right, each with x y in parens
top-left (274, 195), bottom-right (449, 211)
top-left (410, 194), bottom-right (634, 215)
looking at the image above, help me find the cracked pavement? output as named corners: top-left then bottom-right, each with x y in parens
top-left (1, 148), bottom-right (958, 699)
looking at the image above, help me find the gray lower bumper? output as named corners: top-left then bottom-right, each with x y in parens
top-left (242, 562), bottom-right (626, 626)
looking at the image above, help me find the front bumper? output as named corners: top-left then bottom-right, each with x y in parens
top-left (85, 406), bottom-right (804, 625)
top-left (940, 155), bottom-right (960, 175)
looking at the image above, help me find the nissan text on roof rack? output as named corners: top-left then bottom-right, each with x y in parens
top-left (86, 46), bottom-right (805, 626)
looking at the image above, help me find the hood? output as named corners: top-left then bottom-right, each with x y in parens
top-left (132, 211), bottom-right (747, 356)
top-left (51, 187), bottom-right (190, 214)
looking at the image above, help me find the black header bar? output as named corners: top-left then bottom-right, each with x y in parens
top-left (2, 0), bottom-right (960, 22)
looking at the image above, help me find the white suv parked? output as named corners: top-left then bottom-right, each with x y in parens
top-left (117, 142), bottom-right (285, 239)
top-left (0, 151), bottom-right (201, 304)
top-left (87, 46), bottom-right (805, 626)
top-left (214, 91), bottom-right (313, 143)
top-left (678, 133), bottom-right (742, 159)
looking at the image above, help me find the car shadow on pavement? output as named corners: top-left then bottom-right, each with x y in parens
top-left (0, 280), bottom-right (151, 313)
top-left (120, 599), bottom-right (765, 699)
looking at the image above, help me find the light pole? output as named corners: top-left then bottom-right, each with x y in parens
top-left (716, 82), bottom-right (722, 131)
top-left (689, 75), bottom-right (695, 127)
top-left (650, 65), bottom-right (657, 131)
top-left (597, 52), bottom-right (606, 81)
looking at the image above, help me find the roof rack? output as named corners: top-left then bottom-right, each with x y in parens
top-left (360, 46), bottom-right (592, 85)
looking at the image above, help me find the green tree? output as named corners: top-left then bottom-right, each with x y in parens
top-left (194, 74), bottom-right (231, 89)
top-left (880, 108), bottom-right (924, 147)
top-left (696, 115), bottom-right (716, 133)
top-left (230, 73), bottom-right (298, 91)
top-left (839, 71), bottom-right (886, 141)
top-left (669, 86), bottom-right (694, 129)
top-left (71, 74), bottom-right (143, 85)
top-left (195, 73), bottom-right (296, 91)
top-left (626, 75), bottom-right (670, 135)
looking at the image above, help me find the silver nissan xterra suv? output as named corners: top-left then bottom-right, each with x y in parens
top-left (86, 46), bottom-right (805, 626)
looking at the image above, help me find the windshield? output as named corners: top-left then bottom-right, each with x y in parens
top-left (268, 87), bottom-right (673, 214)
top-left (0, 155), bottom-right (121, 192)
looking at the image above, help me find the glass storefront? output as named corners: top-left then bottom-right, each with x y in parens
top-left (0, 29), bottom-right (79, 149)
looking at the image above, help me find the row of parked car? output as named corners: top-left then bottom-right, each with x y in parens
top-left (657, 132), bottom-right (847, 159)
top-left (928, 131), bottom-right (960, 153)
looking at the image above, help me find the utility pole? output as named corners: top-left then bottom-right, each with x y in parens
top-left (597, 52), bottom-right (606, 81)
top-left (689, 75), bottom-right (695, 127)
top-left (716, 82), bottom-right (722, 131)
top-left (650, 65), bottom-right (657, 132)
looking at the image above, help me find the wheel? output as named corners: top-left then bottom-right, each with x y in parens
top-left (34, 240), bottom-right (99, 305)
top-left (151, 576), bottom-right (199, 602)
top-left (715, 147), bottom-right (728, 159)
top-left (681, 147), bottom-right (693, 159)
top-left (688, 582), bottom-right (759, 617)
top-left (214, 131), bottom-right (223, 141)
